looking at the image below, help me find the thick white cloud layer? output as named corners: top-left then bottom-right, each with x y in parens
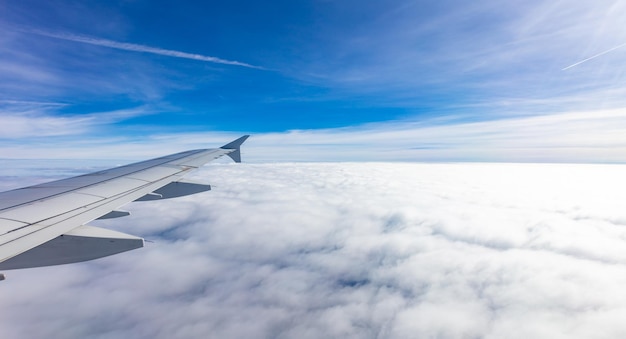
top-left (2, 162), bottom-right (626, 338)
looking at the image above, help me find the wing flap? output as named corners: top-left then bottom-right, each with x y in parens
top-left (135, 181), bottom-right (211, 201)
top-left (0, 225), bottom-right (144, 270)
top-left (96, 210), bottom-right (130, 219)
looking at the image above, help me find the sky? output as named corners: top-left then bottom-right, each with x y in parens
top-left (1, 0), bottom-right (626, 162)
top-left (4, 163), bottom-right (626, 338)
top-left (4, 2), bottom-right (626, 338)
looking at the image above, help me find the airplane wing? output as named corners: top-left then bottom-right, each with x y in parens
top-left (0, 135), bottom-right (249, 280)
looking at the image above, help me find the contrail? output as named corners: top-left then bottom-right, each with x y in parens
top-left (562, 42), bottom-right (626, 70)
top-left (32, 30), bottom-right (264, 70)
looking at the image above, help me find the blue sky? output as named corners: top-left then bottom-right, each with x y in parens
top-left (1, 0), bottom-right (626, 162)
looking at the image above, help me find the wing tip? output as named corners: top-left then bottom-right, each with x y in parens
top-left (220, 135), bottom-right (250, 163)
top-left (221, 135), bottom-right (250, 149)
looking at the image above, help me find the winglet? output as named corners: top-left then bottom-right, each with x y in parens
top-left (220, 135), bottom-right (250, 163)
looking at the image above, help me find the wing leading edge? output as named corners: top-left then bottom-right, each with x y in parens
top-left (0, 135), bottom-right (249, 278)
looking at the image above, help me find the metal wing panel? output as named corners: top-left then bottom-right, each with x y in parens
top-left (0, 193), bottom-right (104, 224)
top-left (73, 177), bottom-right (148, 198)
top-left (0, 150), bottom-right (228, 262)
top-left (0, 170), bottom-right (177, 238)
top-left (2, 184), bottom-right (152, 251)
top-left (0, 136), bottom-right (249, 269)
top-left (0, 166), bottom-right (184, 262)
top-left (168, 149), bottom-right (233, 167)
top-left (0, 219), bottom-right (29, 234)
top-left (0, 150), bottom-right (208, 212)
top-left (0, 187), bottom-right (75, 211)
top-left (125, 165), bottom-right (188, 182)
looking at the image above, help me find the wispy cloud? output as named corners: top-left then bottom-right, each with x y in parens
top-left (2, 107), bottom-right (626, 163)
top-left (562, 42), bottom-right (626, 70)
top-left (289, 1), bottom-right (626, 114)
top-left (0, 102), bottom-right (152, 139)
top-left (30, 30), bottom-right (265, 70)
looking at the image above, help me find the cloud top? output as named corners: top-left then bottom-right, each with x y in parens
top-left (2, 162), bottom-right (626, 338)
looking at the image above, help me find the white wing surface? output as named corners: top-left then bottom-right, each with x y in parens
top-left (0, 135), bottom-right (249, 278)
